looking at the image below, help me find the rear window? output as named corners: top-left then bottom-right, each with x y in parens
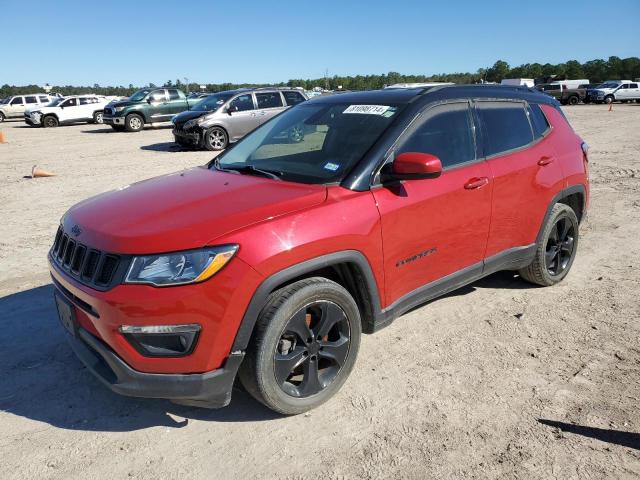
top-left (527, 103), bottom-right (551, 138)
top-left (256, 92), bottom-right (283, 109)
top-left (477, 101), bottom-right (533, 157)
top-left (283, 91), bottom-right (306, 106)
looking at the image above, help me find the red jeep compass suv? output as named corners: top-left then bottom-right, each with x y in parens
top-left (49, 85), bottom-right (589, 414)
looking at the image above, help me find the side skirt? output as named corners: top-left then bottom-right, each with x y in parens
top-left (371, 244), bottom-right (536, 332)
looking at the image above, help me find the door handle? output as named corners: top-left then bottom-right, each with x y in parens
top-left (538, 156), bottom-right (554, 166)
top-left (464, 177), bottom-right (489, 190)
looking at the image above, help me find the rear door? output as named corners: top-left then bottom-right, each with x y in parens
top-left (225, 93), bottom-right (259, 141)
top-left (78, 97), bottom-right (95, 120)
top-left (629, 83), bottom-right (640, 100)
top-left (167, 89), bottom-right (188, 116)
top-left (372, 101), bottom-right (492, 305)
top-left (255, 91), bottom-right (287, 125)
top-left (24, 95), bottom-right (39, 112)
top-left (477, 100), bottom-right (564, 257)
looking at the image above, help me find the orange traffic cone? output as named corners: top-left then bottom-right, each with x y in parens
top-left (31, 165), bottom-right (56, 178)
top-left (0, 131), bottom-right (5, 144)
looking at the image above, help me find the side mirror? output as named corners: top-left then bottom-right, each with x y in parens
top-left (226, 105), bottom-right (237, 115)
top-left (146, 98), bottom-right (152, 104)
top-left (383, 152), bottom-right (443, 182)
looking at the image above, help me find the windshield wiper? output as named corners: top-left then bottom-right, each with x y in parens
top-left (213, 159), bottom-right (282, 181)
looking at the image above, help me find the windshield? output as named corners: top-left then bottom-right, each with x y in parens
top-left (213, 102), bottom-right (402, 184)
top-left (597, 82), bottom-right (619, 89)
top-left (0, 97), bottom-right (8, 104)
top-left (191, 93), bottom-right (234, 112)
top-left (46, 98), bottom-right (64, 107)
top-left (129, 89), bottom-right (152, 102)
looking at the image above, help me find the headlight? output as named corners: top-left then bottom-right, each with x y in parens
top-left (124, 245), bottom-right (238, 287)
top-left (115, 106), bottom-right (126, 112)
top-left (183, 117), bottom-right (203, 130)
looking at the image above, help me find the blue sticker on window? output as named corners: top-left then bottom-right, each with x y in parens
top-left (324, 162), bottom-right (340, 171)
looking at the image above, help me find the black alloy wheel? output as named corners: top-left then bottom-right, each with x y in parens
top-left (545, 216), bottom-right (575, 276)
top-left (275, 300), bottom-right (351, 398)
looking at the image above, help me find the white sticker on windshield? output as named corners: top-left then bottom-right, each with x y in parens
top-left (324, 162), bottom-right (340, 171)
top-left (343, 105), bottom-right (391, 115)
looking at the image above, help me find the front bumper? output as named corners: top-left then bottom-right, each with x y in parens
top-left (173, 127), bottom-right (202, 146)
top-left (103, 114), bottom-right (125, 125)
top-left (24, 113), bottom-right (41, 126)
top-left (66, 323), bottom-right (244, 407)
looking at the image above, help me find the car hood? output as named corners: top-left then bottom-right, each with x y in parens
top-left (63, 167), bottom-right (327, 254)
top-left (173, 109), bottom-right (207, 123)
top-left (109, 100), bottom-right (138, 108)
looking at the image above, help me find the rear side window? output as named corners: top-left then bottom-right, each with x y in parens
top-left (398, 102), bottom-right (476, 169)
top-left (527, 103), bottom-right (550, 138)
top-left (256, 92), bottom-right (283, 109)
top-left (477, 101), bottom-right (533, 157)
top-left (25, 96), bottom-right (38, 104)
top-left (630, 83), bottom-right (639, 89)
top-left (79, 97), bottom-right (91, 105)
top-left (283, 91), bottom-right (305, 106)
top-left (168, 89), bottom-right (183, 100)
top-left (39, 96), bottom-right (49, 102)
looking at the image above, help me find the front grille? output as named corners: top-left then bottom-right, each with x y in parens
top-left (51, 225), bottom-right (126, 290)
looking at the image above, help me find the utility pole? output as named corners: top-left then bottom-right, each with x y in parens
top-left (184, 77), bottom-right (189, 94)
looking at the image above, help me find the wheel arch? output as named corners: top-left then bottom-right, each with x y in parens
top-left (231, 250), bottom-right (383, 353)
top-left (536, 184), bottom-right (586, 246)
top-left (126, 110), bottom-right (146, 123)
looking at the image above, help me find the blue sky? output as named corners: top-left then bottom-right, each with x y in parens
top-left (3, 0), bottom-right (639, 86)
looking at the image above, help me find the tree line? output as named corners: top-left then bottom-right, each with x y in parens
top-left (2, 56), bottom-right (638, 98)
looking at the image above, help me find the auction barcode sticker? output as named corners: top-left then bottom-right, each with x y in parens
top-left (343, 105), bottom-right (391, 115)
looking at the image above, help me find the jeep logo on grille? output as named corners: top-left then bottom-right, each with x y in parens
top-left (71, 224), bottom-right (82, 237)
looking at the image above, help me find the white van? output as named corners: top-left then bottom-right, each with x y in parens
top-left (500, 78), bottom-right (535, 88)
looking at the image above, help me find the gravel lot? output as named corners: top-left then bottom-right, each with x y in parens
top-left (1, 105), bottom-right (639, 479)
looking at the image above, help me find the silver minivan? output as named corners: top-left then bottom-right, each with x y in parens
top-left (0, 93), bottom-right (54, 122)
top-left (171, 87), bottom-right (308, 150)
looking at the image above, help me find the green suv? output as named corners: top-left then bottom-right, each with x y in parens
top-left (103, 87), bottom-right (194, 132)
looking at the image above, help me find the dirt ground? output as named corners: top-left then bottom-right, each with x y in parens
top-left (1, 105), bottom-right (639, 480)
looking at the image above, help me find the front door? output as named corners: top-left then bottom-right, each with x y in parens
top-left (147, 89), bottom-right (172, 122)
top-left (225, 93), bottom-right (260, 141)
top-left (58, 97), bottom-right (80, 122)
top-left (372, 101), bottom-right (492, 305)
top-left (8, 96), bottom-right (25, 117)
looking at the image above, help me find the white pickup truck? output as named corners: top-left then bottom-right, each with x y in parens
top-left (25, 95), bottom-right (111, 127)
top-left (586, 80), bottom-right (640, 104)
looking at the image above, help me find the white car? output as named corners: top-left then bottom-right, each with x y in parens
top-left (0, 93), bottom-right (53, 122)
top-left (25, 95), bottom-right (111, 127)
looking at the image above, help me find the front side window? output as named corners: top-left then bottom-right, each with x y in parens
top-left (255, 92), bottom-right (283, 109)
top-left (149, 90), bottom-right (167, 102)
top-left (477, 101), bottom-right (533, 157)
top-left (214, 102), bottom-right (401, 184)
top-left (192, 92), bottom-right (235, 112)
top-left (61, 98), bottom-right (78, 107)
top-left (10, 97), bottom-right (23, 105)
top-left (229, 94), bottom-right (254, 112)
top-left (283, 91), bottom-right (306, 106)
top-left (527, 103), bottom-right (550, 139)
top-left (130, 89), bottom-right (152, 101)
top-left (397, 102), bottom-right (475, 169)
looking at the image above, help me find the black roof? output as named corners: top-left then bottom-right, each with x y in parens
top-left (309, 84), bottom-right (558, 107)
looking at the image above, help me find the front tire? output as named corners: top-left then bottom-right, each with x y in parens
top-left (42, 115), bottom-right (59, 128)
top-left (519, 203), bottom-right (579, 286)
top-left (203, 126), bottom-right (228, 151)
top-left (125, 113), bottom-right (144, 132)
top-left (604, 95), bottom-right (614, 105)
top-left (93, 111), bottom-right (104, 124)
top-left (568, 95), bottom-right (579, 105)
top-left (239, 278), bottom-right (362, 415)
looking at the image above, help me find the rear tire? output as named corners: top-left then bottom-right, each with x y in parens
top-left (239, 278), bottom-right (362, 415)
top-left (42, 115), bottom-right (59, 128)
top-left (0, 111), bottom-right (5, 122)
top-left (519, 203), bottom-right (579, 286)
top-left (125, 113), bottom-right (144, 132)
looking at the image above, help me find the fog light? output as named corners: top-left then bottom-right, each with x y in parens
top-left (120, 324), bottom-right (201, 357)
